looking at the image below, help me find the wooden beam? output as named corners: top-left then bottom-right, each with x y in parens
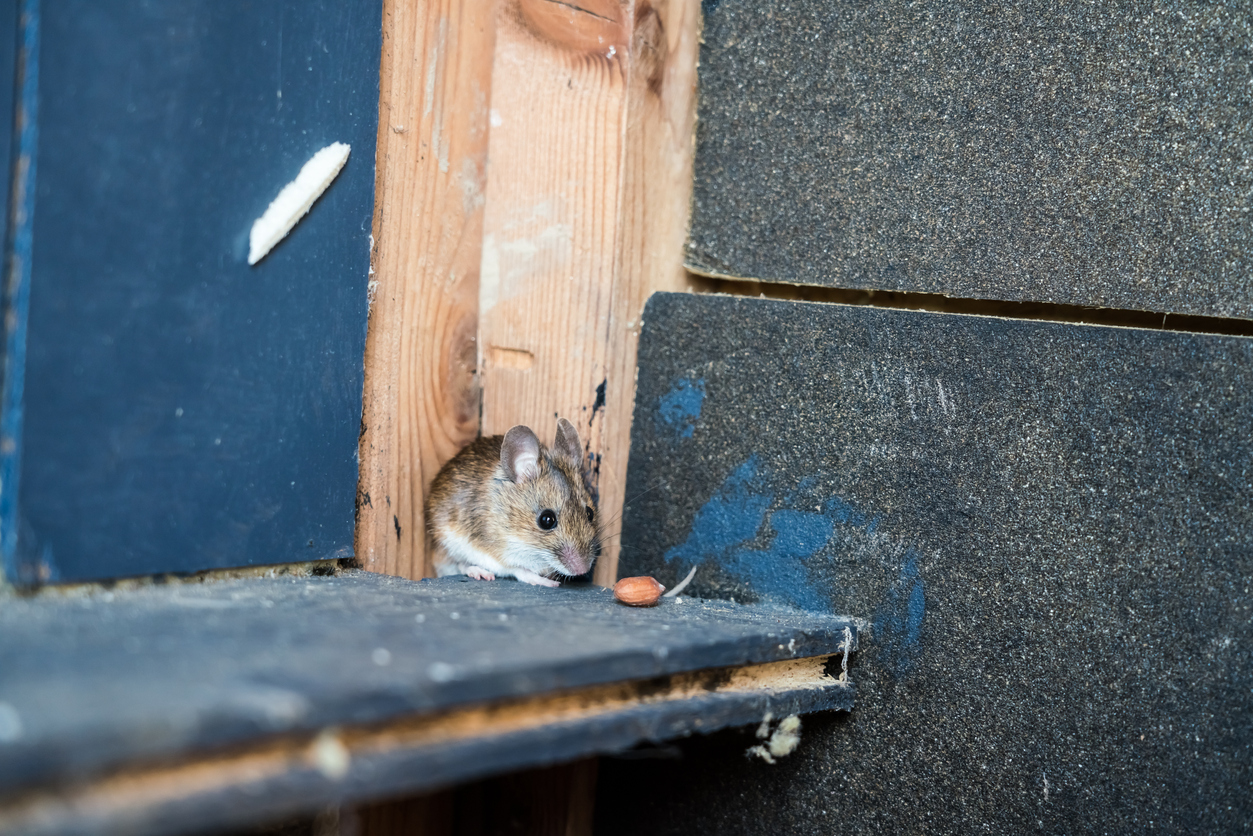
top-left (477, 0), bottom-right (700, 586)
top-left (358, 0), bottom-right (497, 580)
top-left (602, 0), bottom-right (702, 582)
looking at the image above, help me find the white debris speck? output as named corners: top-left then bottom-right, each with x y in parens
top-left (0, 703), bottom-right (23, 743)
top-left (428, 662), bottom-right (456, 682)
top-left (371, 647), bottom-right (392, 666)
top-left (748, 714), bottom-right (802, 764)
top-left (248, 142), bottom-right (351, 265)
top-left (310, 730), bottom-right (350, 780)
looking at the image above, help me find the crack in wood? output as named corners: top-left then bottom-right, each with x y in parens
top-left (540, 0), bottom-right (617, 23)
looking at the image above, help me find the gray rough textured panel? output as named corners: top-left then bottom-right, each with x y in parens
top-left (688, 0), bottom-right (1253, 319)
top-left (0, 570), bottom-right (855, 795)
top-left (614, 292), bottom-right (1253, 833)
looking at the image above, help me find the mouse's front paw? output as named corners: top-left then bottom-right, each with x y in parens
top-left (513, 569), bottom-right (559, 588)
top-left (465, 566), bottom-right (496, 581)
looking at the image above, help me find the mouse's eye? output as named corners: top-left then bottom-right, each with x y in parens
top-left (537, 509), bottom-right (558, 531)
top-left (585, 505), bottom-right (595, 523)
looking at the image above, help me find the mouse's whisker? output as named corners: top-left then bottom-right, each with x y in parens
top-left (594, 480), bottom-right (667, 526)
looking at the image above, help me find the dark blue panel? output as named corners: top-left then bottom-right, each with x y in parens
top-left (5, 1), bottom-right (381, 583)
top-left (0, 0), bottom-right (16, 242)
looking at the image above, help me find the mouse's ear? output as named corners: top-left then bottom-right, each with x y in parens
top-left (553, 418), bottom-right (582, 469)
top-left (501, 425), bottom-right (541, 483)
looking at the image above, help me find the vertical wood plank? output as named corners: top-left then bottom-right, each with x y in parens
top-left (478, 0), bottom-right (699, 585)
top-left (477, 0), bottom-right (628, 475)
top-left (600, 0), bottom-right (701, 583)
top-left (358, 0), bottom-right (496, 580)
top-left (355, 0), bottom-right (699, 829)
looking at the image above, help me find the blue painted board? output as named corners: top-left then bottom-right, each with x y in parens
top-left (1, 1), bottom-right (381, 584)
top-left (0, 0), bottom-right (16, 247)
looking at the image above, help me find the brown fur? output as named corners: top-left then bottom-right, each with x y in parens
top-left (426, 421), bottom-right (600, 582)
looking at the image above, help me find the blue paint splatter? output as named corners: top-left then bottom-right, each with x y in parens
top-left (658, 377), bottom-right (705, 439)
top-left (907, 576), bottom-right (926, 646)
top-left (665, 457), bottom-right (770, 567)
top-left (725, 510), bottom-right (833, 611)
top-left (664, 455), bottom-right (928, 667)
top-left (664, 459), bottom-right (837, 612)
top-left (874, 553), bottom-right (926, 676)
top-left (825, 495), bottom-right (865, 528)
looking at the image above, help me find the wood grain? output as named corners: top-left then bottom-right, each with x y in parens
top-left (358, 0), bottom-right (497, 579)
top-left (601, 0), bottom-right (702, 582)
top-left (478, 0), bottom-right (700, 585)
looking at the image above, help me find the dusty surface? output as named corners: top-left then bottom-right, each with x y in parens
top-left (688, 0), bottom-right (1253, 319)
top-left (612, 292), bottom-right (1253, 833)
top-left (0, 570), bottom-right (854, 794)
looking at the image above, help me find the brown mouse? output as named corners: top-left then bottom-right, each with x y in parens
top-left (425, 418), bottom-right (599, 587)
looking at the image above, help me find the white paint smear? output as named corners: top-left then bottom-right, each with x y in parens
top-left (248, 142), bottom-right (350, 265)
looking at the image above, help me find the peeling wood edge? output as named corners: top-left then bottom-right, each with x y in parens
top-left (0, 655), bottom-right (853, 836)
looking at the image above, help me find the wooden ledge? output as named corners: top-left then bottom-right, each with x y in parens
top-left (0, 572), bottom-right (856, 835)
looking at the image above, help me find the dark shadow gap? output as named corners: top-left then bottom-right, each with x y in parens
top-left (687, 274), bottom-right (1253, 338)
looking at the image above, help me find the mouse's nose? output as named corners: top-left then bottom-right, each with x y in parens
top-left (559, 544), bottom-right (591, 576)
